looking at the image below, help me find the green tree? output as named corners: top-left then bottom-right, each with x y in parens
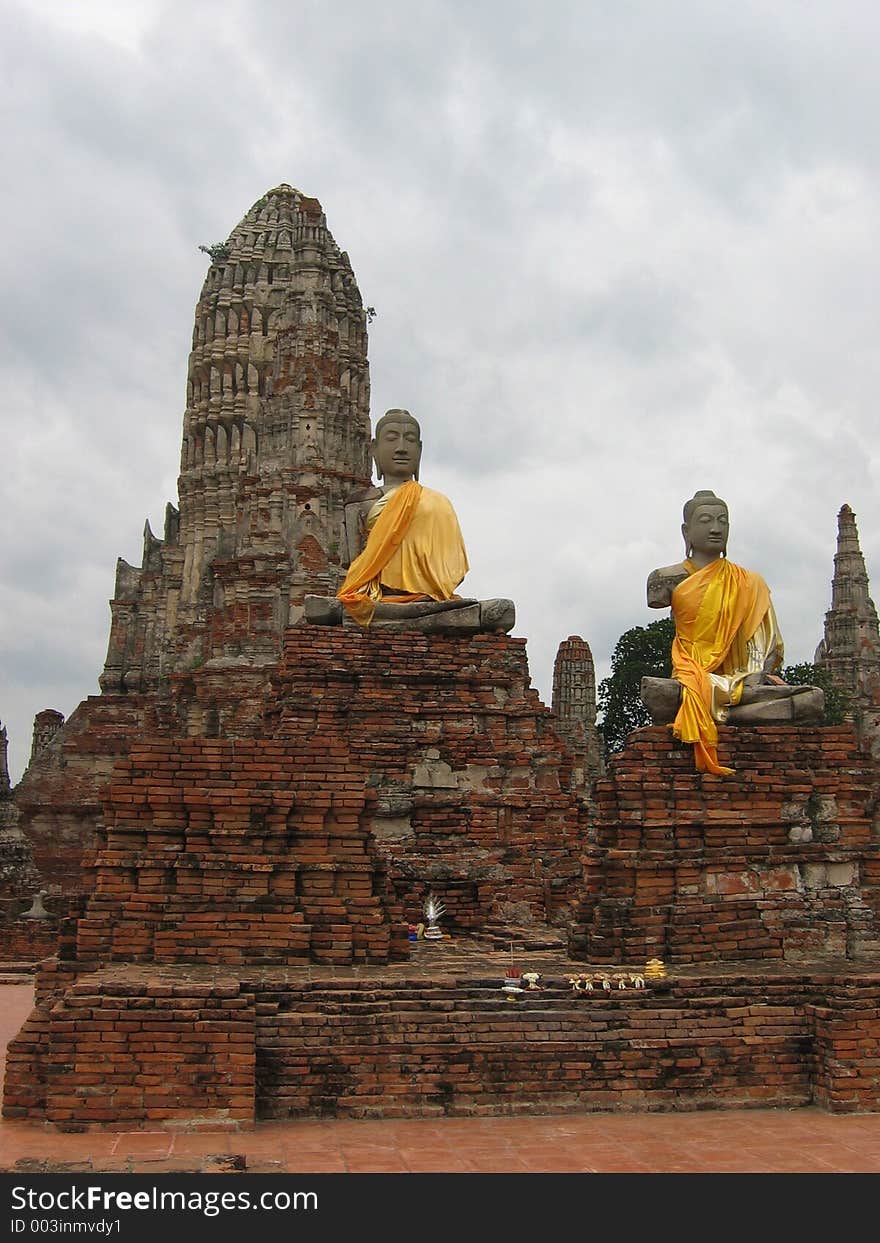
top-left (598, 617), bottom-right (675, 755)
top-left (782, 662), bottom-right (850, 725)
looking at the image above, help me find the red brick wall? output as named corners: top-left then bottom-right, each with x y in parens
top-left (269, 628), bottom-right (586, 933)
top-left (8, 968), bottom-right (879, 1126)
top-left (74, 734), bottom-right (407, 966)
top-left (572, 724), bottom-right (880, 963)
top-left (811, 980), bottom-right (880, 1112)
top-left (0, 918), bottom-right (58, 963)
top-left (14, 628), bottom-right (587, 947)
top-left (4, 975), bottom-right (255, 1128)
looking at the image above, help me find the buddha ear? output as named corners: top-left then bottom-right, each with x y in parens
top-left (414, 440), bottom-right (423, 482)
top-left (681, 522), bottom-right (690, 557)
top-left (370, 438), bottom-right (382, 480)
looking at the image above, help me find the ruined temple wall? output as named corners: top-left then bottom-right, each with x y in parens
top-left (14, 626), bottom-right (588, 971)
top-left (0, 790), bottom-right (56, 962)
top-left (14, 695), bottom-right (150, 905)
top-left (253, 973), bottom-right (880, 1118)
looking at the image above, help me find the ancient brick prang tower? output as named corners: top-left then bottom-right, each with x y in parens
top-left (13, 185), bottom-right (373, 919)
top-left (815, 504), bottom-right (880, 751)
top-left (551, 635), bottom-right (604, 780)
top-left (29, 710), bottom-right (64, 768)
top-left (100, 184), bottom-right (372, 693)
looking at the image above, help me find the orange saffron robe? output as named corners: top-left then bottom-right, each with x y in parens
top-left (671, 558), bottom-right (782, 776)
top-left (337, 480), bottom-right (469, 626)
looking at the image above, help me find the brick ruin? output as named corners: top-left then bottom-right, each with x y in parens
top-left (815, 503), bottom-right (880, 756)
top-left (573, 724), bottom-right (880, 965)
top-left (551, 635), bottom-right (604, 782)
top-left (0, 723), bottom-right (55, 964)
top-left (13, 184), bottom-right (374, 926)
top-left (3, 186), bottom-right (880, 1127)
top-left (28, 711), bottom-right (64, 769)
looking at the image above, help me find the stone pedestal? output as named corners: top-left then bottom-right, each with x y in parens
top-left (570, 724), bottom-right (880, 964)
top-left (269, 627), bottom-right (586, 935)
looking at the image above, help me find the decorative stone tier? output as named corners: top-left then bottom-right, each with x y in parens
top-left (5, 957), bottom-right (880, 1126)
top-left (267, 627), bottom-right (586, 934)
top-left (72, 736), bottom-right (407, 967)
top-left (571, 724), bottom-right (880, 964)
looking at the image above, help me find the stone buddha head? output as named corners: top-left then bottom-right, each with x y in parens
top-left (682, 489), bottom-right (729, 563)
top-left (372, 408), bottom-right (422, 486)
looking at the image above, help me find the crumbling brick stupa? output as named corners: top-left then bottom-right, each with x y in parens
top-left (5, 186), bottom-right (880, 1129)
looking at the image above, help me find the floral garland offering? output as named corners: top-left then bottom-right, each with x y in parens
top-left (566, 970), bottom-right (647, 993)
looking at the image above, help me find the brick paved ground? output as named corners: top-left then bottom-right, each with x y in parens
top-left (2, 980), bottom-right (880, 1174)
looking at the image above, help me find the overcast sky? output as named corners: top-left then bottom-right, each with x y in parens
top-left (2, 0), bottom-right (879, 782)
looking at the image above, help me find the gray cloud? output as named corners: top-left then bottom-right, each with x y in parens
top-left (2, 0), bottom-right (879, 781)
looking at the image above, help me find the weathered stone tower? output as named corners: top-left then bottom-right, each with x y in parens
top-left (29, 710), bottom-right (64, 768)
top-left (100, 184), bottom-right (372, 693)
top-left (551, 635), bottom-right (604, 779)
top-left (815, 503), bottom-right (880, 751)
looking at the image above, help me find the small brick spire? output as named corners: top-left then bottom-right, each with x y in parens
top-left (815, 504), bottom-right (880, 703)
top-left (551, 635), bottom-right (604, 778)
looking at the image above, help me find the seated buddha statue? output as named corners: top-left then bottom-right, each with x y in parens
top-left (642, 489), bottom-right (824, 775)
top-left (304, 409), bottom-right (514, 633)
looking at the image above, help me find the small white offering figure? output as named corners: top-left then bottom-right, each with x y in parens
top-left (423, 893), bottom-right (446, 940)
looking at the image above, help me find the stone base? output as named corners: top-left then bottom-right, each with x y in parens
top-left (6, 951), bottom-right (880, 1126)
top-left (304, 595), bottom-right (516, 634)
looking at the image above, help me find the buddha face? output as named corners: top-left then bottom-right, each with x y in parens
top-left (682, 502), bottom-right (729, 562)
top-left (372, 415), bottom-right (422, 485)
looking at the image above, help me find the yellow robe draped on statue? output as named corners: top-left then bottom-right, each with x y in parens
top-left (337, 480), bottom-right (469, 625)
top-left (671, 558), bottom-right (782, 775)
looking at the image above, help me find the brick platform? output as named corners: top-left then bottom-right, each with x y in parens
top-left (15, 628), bottom-right (587, 944)
top-left (268, 628), bottom-right (585, 933)
top-left (5, 633), bottom-right (880, 1127)
top-left (5, 975), bottom-right (255, 1128)
top-left (572, 724), bottom-right (880, 963)
top-left (74, 734), bottom-right (405, 967)
top-left (5, 951), bottom-right (880, 1127)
